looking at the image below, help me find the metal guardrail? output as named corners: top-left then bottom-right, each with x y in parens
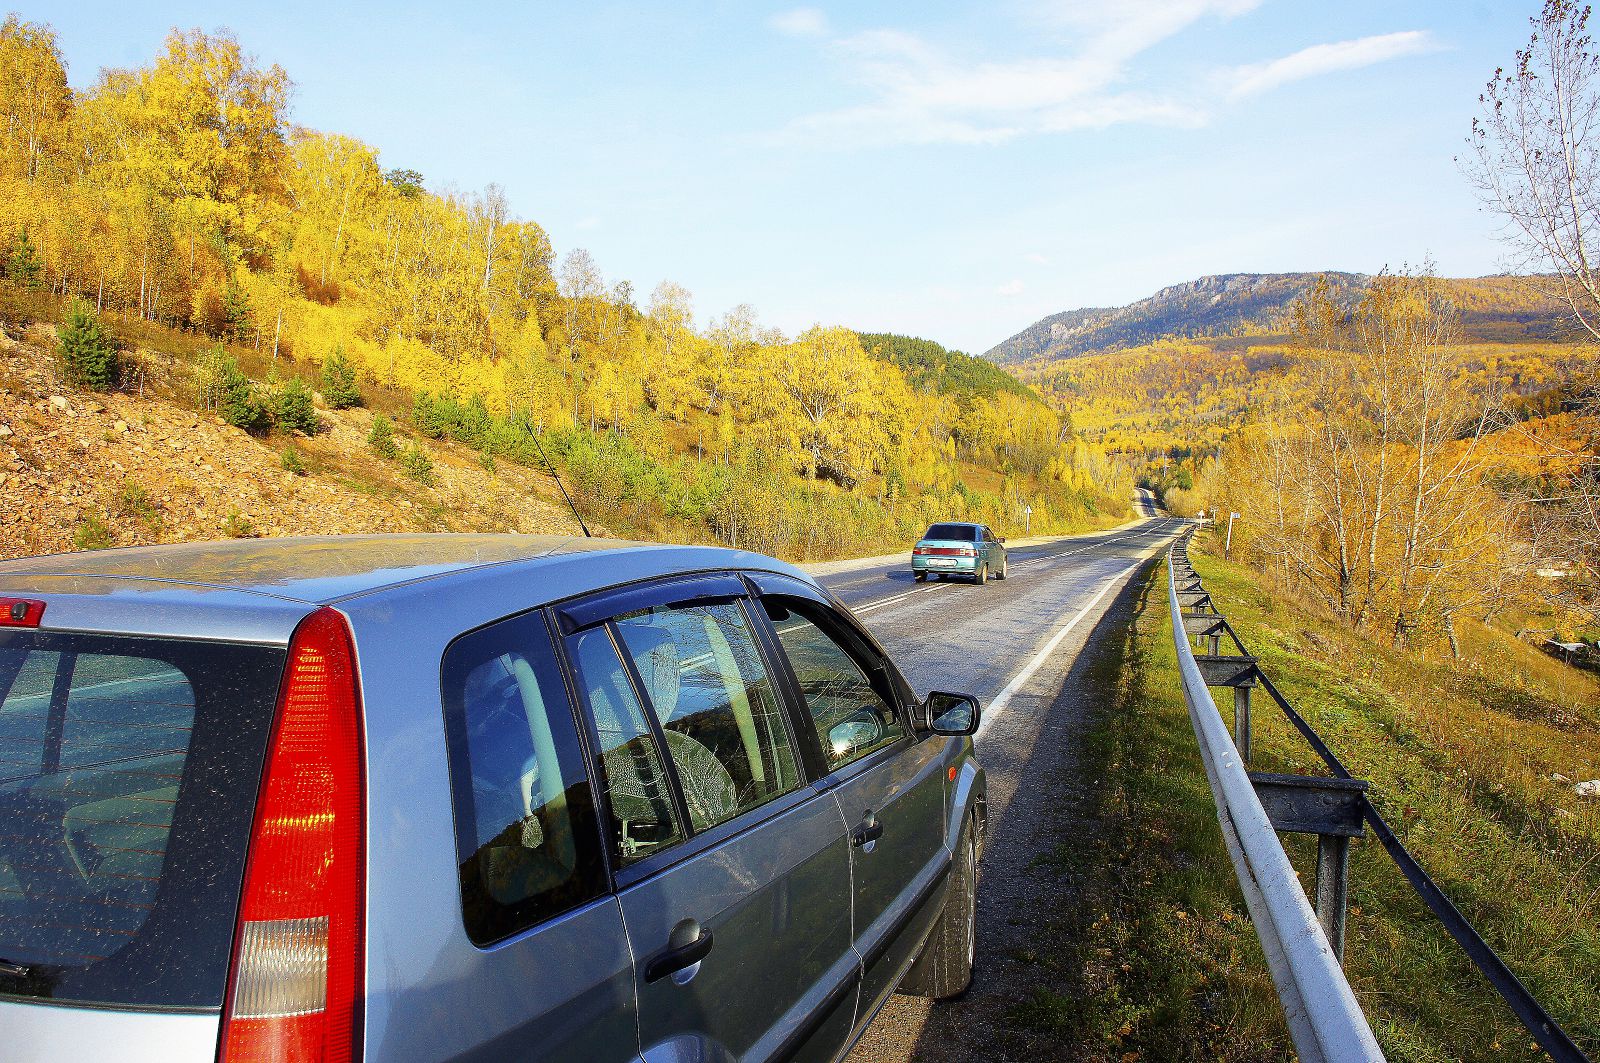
top-left (1166, 533), bottom-right (1385, 1063)
top-left (1166, 530), bottom-right (1592, 1063)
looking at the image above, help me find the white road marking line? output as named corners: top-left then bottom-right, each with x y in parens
top-left (976, 556), bottom-right (1143, 736)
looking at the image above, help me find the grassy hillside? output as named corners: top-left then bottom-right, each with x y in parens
top-left (1071, 536), bottom-right (1599, 1062)
top-left (0, 285), bottom-right (1134, 560)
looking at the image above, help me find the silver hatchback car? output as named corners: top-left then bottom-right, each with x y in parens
top-left (0, 535), bottom-right (986, 1063)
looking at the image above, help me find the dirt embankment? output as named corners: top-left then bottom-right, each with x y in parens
top-left (0, 327), bottom-right (587, 560)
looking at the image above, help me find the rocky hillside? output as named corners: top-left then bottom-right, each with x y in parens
top-left (0, 325), bottom-right (587, 561)
top-left (985, 272), bottom-right (1570, 364)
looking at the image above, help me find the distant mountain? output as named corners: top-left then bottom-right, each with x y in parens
top-left (984, 272), bottom-right (1570, 365)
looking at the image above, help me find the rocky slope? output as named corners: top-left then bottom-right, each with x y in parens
top-left (0, 325), bottom-right (587, 561)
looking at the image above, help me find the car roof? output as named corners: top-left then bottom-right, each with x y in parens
top-left (0, 534), bottom-right (777, 607)
top-left (925, 521), bottom-right (981, 529)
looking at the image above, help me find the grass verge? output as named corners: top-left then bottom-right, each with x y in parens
top-left (1184, 537), bottom-right (1599, 1062)
top-left (1042, 538), bottom-right (1600, 1061)
top-left (1013, 563), bottom-right (1291, 1061)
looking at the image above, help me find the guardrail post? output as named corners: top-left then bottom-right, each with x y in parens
top-left (1235, 682), bottom-right (1253, 764)
top-left (1248, 772), bottom-right (1369, 965)
top-left (1316, 834), bottom-right (1352, 961)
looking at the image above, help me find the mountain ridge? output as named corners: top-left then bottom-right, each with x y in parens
top-left (984, 271), bottom-right (1568, 364)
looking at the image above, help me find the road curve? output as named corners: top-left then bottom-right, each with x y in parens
top-left (799, 509), bottom-right (1187, 1061)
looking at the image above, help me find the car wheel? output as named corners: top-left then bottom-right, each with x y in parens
top-left (995, 559), bottom-right (1007, 580)
top-left (899, 815), bottom-right (977, 999)
top-left (974, 563), bottom-right (987, 586)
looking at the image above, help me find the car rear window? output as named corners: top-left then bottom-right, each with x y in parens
top-left (923, 523), bottom-right (976, 541)
top-left (0, 629), bottom-right (284, 1009)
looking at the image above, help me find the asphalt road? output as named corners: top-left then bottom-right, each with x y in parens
top-left (802, 502), bottom-right (1189, 1061)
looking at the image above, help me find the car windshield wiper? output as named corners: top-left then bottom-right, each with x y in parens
top-left (0, 957), bottom-right (34, 978)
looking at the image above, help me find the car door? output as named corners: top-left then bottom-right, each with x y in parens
top-left (983, 526), bottom-right (1005, 569)
top-left (433, 609), bottom-right (638, 1063)
top-left (557, 576), bottom-right (858, 1063)
top-left (750, 579), bottom-right (950, 1024)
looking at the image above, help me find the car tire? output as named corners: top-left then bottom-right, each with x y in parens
top-left (974, 563), bottom-right (987, 586)
top-left (900, 815), bottom-right (977, 1000)
top-left (995, 560), bottom-right (1007, 581)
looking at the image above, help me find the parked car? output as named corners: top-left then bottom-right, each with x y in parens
top-left (911, 522), bottom-right (1008, 584)
top-left (0, 534), bottom-right (986, 1063)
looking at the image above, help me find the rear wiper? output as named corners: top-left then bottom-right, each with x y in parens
top-left (0, 957), bottom-right (33, 978)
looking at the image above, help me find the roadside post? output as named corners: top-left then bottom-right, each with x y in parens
top-left (1226, 512), bottom-right (1240, 558)
top-left (1024, 504), bottom-right (1032, 535)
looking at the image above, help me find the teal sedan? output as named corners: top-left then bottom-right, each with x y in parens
top-left (911, 522), bottom-right (1008, 585)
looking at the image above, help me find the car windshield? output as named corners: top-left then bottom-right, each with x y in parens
top-left (922, 524), bottom-right (977, 542)
top-left (0, 629), bottom-right (284, 1008)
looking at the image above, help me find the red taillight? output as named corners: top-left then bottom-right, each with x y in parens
top-left (221, 607), bottom-right (365, 1063)
top-left (918, 546), bottom-right (975, 557)
top-left (0, 598), bottom-right (45, 627)
top-left (912, 547), bottom-right (927, 556)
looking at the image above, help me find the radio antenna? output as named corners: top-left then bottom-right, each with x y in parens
top-left (530, 432), bottom-right (592, 537)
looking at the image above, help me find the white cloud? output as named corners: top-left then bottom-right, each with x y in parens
top-left (769, 2), bottom-right (1251, 146)
top-left (765, 4), bottom-right (1438, 149)
top-left (1228, 31), bottom-right (1439, 100)
top-left (1025, 252), bottom-right (1051, 265)
top-left (770, 7), bottom-right (829, 38)
top-left (997, 279), bottom-right (1025, 296)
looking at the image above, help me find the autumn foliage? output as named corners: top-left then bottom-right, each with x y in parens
top-left (0, 16), bottom-right (1133, 555)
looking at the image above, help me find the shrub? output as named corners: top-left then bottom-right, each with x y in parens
top-left (368, 413), bottom-right (398, 459)
top-left (272, 375), bottom-right (321, 435)
top-left (58, 300), bottom-right (120, 391)
top-left (320, 347), bottom-right (362, 409)
top-left (281, 447), bottom-right (307, 475)
top-left (116, 481), bottom-right (162, 532)
top-left (401, 443), bottom-right (435, 486)
top-left (73, 513), bottom-right (113, 551)
top-left (222, 507), bottom-right (257, 538)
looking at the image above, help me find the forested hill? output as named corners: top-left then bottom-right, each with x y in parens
top-left (856, 332), bottom-right (1041, 404)
top-left (985, 272), bottom-right (1570, 364)
top-left (0, 18), bottom-right (1138, 562)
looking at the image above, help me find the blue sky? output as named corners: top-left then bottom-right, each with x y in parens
top-left (34, 1), bottom-right (1534, 353)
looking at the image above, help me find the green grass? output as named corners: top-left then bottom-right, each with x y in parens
top-left (1014, 565), bottom-right (1291, 1062)
top-left (1168, 535), bottom-right (1600, 1061)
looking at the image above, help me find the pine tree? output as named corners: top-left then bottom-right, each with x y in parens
top-left (320, 346), bottom-right (362, 409)
top-left (58, 299), bottom-right (119, 390)
top-left (368, 413), bottom-right (397, 459)
top-left (272, 375), bottom-right (320, 434)
top-left (4, 233), bottom-right (43, 289)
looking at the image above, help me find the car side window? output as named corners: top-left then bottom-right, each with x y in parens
top-left (612, 601), bottom-right (800, 833)
top-left (567, 625), bottom-right (687, 865)
top-left (441, 612), bottom-right (608, 946)
top-left (761, 598), bottom-right (906, 770)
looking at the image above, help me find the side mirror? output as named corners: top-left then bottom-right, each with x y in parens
top-left (998, 537), bottom-right (1007, 544)
top-left (922, 691), bottom-right (980, 737)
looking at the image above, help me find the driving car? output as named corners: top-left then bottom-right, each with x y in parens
top-left (0, 534), bottom-right (986, 1063)
top-left (910, 522), bottom-right (1008, 584)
